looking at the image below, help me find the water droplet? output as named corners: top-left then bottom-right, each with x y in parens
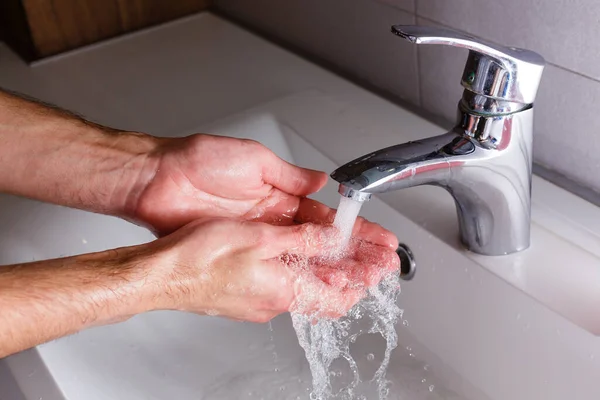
top-left (429, 385), bottom-right (435, 392)
top-left (422, 378), bottom-right (427, 383)
top-left (409, 353), bottom-right (415, 358)
top-left (274, 367), bottom-right (280, 372)
top-left (402, 320), bottom-right (409, 327)
top-left (279, 385), bottom-right (286, 391)
top-left (367, 353), bottom-right (375, 361)
top-left (406, 346), bottom-right (412, 351)
top-left (310, 393), bottom-right (318, 400)
top-left (423, 364), bottom-right (430, 371)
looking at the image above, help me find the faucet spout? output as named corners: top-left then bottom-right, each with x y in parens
top-left (331, 132), bottom-right (466, 196)
top-left (331, 108), bottom-right (534, 256)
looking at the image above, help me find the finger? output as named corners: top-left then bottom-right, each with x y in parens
top-left (247, 190), bottom-right (300, 226)
top-left (260, 223), bottom-right (342, 259)
top-left (355, 246), bottom-right (401, 275)
top-left (311, 265), bottom-right (349, 288)
top-left (295, 198), bottom-right (336, 224)
top-left (295, 198), bottom-right (399, 249)
top-left (263, 154), bottom-right (328, 196)
top-left (340, 245), bottom-right (399, 287)
top-left (352, 218), bottom-right (399, 249)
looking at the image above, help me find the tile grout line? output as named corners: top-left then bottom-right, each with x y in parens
top-left (416, 14), bottom-right (600, 85)
top-left (413, 0), bottom-right (421, 106)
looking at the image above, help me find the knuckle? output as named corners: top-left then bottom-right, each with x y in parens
top-left (241, 138), bottom-right (265, 152)
top-left (290, 224), bottom-right (310, 250)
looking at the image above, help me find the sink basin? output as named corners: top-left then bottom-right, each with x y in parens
top-left (1, 92), bottom-right (599, 400)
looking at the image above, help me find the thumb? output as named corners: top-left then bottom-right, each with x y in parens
top-left (262, 153), bottom-right (328, 196)
top-left (260, 223), bottom-right (342, 259)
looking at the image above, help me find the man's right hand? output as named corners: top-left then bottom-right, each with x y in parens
top-left (146, 218), bottom-right (400, 322)
top-left (0, 215), bottom-right (399, 358)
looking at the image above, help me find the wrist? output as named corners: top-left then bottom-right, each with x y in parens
top-left (0, 89), bottom-right (167, 217)
top-left (90, 241), bottom-right (175, 318)
top-left (99, 129), bottom-right (164, 220)
top-left (123, 238), bottom-right (181, 313)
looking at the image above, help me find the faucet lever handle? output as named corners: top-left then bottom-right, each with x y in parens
top-left (391, 25), bottom-right (545, 104)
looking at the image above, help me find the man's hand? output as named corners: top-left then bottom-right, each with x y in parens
top-left (0, 89), bottom-right (398, 249)
top-left (0, 218), bottom-right (399, 357)
top-left (127, 134), bottom-right (328, 235)
top-left (144, 218), bottom-right (400, 321)
top-left (125, 134), bottom-right (399, 252)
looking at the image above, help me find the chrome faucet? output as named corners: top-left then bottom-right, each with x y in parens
top-left (331, 26), bottom-right (545, 255)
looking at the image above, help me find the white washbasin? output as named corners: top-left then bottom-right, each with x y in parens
top-left (1, 92), bottom-right (599, 400)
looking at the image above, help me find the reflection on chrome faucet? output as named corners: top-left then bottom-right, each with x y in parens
top-left (331, 26), bottom-right (545, 256)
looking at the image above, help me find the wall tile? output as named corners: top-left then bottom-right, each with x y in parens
top-left (216, 0), bottom-right (420, 105)
top-left (534, 65), bottom-right (600, 191)
top-left (417, 0), bottom-right (600, 81)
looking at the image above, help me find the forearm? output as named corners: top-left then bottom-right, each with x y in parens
top-left (0, 245), bottom-right (167, 358)
top-left (0, 88), bottom-right (160, 217)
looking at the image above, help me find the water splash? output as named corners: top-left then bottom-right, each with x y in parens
top-left (292, 273), bottom-right (401, 399)
top-left (291, 195), bottom-right (401, 399)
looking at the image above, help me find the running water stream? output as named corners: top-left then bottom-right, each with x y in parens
top-left (291, 195), bottom-right (402, 400)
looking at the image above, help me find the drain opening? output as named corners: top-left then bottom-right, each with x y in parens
top-left (396, 243), bottom-right (416, 281)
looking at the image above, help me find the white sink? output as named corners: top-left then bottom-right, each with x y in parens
top-left (1, 92), bottom-right (599, 400)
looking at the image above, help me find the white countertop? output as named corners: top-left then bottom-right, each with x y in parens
top-left (1, 11), bottom-right (600, 399)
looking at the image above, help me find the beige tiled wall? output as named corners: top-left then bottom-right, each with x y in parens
top-left (215, 0), bottom-right (600, 195)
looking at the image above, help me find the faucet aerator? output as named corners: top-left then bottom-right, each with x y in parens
top-left (338, 184), bottom-right (372, 203)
